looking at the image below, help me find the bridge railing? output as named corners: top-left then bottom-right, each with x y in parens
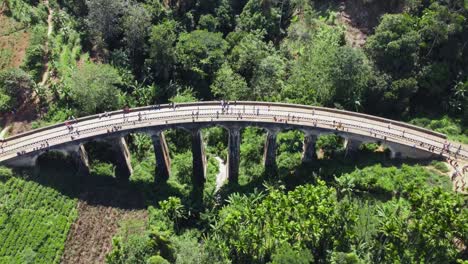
top-left (237, 101), bottom-right (447, 139)
top-left (3, 101), bottom-right (447, 142)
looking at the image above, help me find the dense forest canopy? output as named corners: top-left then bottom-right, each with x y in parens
top-left (0, 0), bottom-right (467, 263)
top-left (0, 0), bottom-right (467, 122)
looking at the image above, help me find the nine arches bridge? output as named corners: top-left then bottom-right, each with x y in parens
top-left (0, 101), bottom-right (466, 186)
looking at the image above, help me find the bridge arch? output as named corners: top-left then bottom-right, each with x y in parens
top-left (1, 101), bottom-right (466, 187)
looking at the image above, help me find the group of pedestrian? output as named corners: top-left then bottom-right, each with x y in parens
top-left (107, 125), bottom-right (122, 133)
top-left (98, 111), bottom-right (111, 119)
top-left (32, 141), bottom-right (49, 152)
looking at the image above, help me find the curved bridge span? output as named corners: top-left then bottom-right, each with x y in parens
top-left (1, 101), bottom-right (466, 184)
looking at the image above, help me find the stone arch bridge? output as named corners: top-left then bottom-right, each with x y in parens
top-left (1, 101), bottom-right (466, 186)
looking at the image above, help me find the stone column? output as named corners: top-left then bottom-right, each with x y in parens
top-left (345, 137), bottom-right (362, 158)
top-left (3, 154), bottom-right (38, 168)
top-left (108, 137), bottom-right (133, 180)
top-left (227, 127), bottom-right (241, 184)
top-left (264, 129), bottom-right (278, 174)
top-left (191, 129), bottom-right (206, 188)
top-left (69, 144), bottom-right (90, 176)
top-left (151, 132), bottom-right (171, 183)
top-left (302, 132), bottom-right (317, 163)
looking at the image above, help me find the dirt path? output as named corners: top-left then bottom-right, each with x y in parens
top-left (61, 187), bottom-right (147, 264)
top-left (215, 156), bottom-right (227, 191)
top-left (39, 0), bottom-right (53, 87)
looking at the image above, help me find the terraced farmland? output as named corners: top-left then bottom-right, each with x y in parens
top-left (0, 168), bottom-right (77, 263)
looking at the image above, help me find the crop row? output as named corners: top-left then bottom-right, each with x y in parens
top-left (0, 176), bottom-right (77, 263)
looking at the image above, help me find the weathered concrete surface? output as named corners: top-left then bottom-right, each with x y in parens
top-left (264, 129), bottom-right (278, 174)
top-left (227, 127), bottom-right (240, 184)
top-left (191, 129), bottom-right (206, 187)
top-left (302, 132), bottom-right (317, 163)
top-left (151, 132), bottom-right (171, 183)
top-left (107, 137), bottom-right (133, 180)
top-left (345, 137), bottom-right (364, 158)
top-left (69, 144), bottom-right (90, 176)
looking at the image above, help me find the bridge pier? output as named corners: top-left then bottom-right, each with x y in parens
top-left (264, 129), bottom-right (278, 174)
top-left (69, 144), bottom-right (90, 176)
top-left (107, 137), bottom-right (133, 181)
top-left (227, 127), bottom-right (241, 184)
top-left (3, 154), bottom-right (38, 168)
top-left (191, 129), bottom-right (206, 188)
top-left (151, 132), bottom-right (171, 183)
top-left (386, 143), bottom-right (437, 160)
top-left (302, 132), bottom-right (317, 163)
top-left (345, 138), bottom-right (363, 158)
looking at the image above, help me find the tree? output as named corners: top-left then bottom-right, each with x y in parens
top-left (66, 62), bottom-right (123, 115)
top-left (213, 182), bottom-right (355, 262)
top-left (269, 245), bottom-right (313, 264)
top-left (228, 32), bottom-right (274, 83)
top-left (198, 14), bottom-right (219, 32)
top-left (215, 0), bottom-right (236, 34)
top-left (330, 47), bottom-right (372, 111)
top-left (122, 3), bottom-right (151, 67)
top-left (374, 187), bottom-right (467, 263)
top-left (86, 0), bottom-right (125, 49)
top-left (365, 14), bottom-right (420, 78)
top-left (251, 53), bottom-right (286, 100)
top-left (237, 0), bottom-right (282, 41)
top-left (282, 25), bottom-right (344, 105)
top-left (159, 197), bottom-right (186, 232)
top-left (0, 68), bottom-right (35, 113)
top-left (211, 63), bottom-right (249, 100)
top-left (146, 20), bottom-right (179, 83)
top-left (175, 30), bottom-right (227, 97)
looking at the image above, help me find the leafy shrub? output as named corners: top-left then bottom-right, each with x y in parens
top-left (31, 103), bottom-right (73, 129)
top-left (0, 68), bottom-right (35, 112)
top-left (146, 255), bottom-right (170, 264)
top-left (316, 134), bottom-right (345, 159)
top-left (269, 245), bottom-right (313, 264)
top-left (22, 25), bottom-right (47, 81)
top-left (360, 142), bottom-right (379, 152)
top-left (90, 162), bottom-right (115, 178)
top-left (336, 164), bottom-right (452, 196)
top-left (0, 166), bottom-right (13, 181)
top-left (430, 160), bottom-right (449, 173)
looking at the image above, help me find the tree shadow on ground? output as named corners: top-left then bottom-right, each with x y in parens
top-left (10, 152), bottom-right (185, 210)
top-left (216, 150), bottom-right (436, 204)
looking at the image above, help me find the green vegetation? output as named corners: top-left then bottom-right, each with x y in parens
top-left (1, 0), bottom-right (468, 263)
top-left (0, 68), bottom-right (35, 112)
top-left (0, 167), bottom-right (77, 263)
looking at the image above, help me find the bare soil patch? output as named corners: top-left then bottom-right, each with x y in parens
top-left (61, 187), bottom-right (147, 264)
top-left (336, 0), bottom-right (405, 47)
top-left (0, 14), bottom-right (29, 69)
top-left (0, 95), bottom-right (38, 136)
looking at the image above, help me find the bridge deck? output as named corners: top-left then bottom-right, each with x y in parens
top-left (0, 101), bottom-right (467, 164)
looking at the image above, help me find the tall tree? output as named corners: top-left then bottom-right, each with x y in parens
top-left (122, 3), bottom-right (151, 70)
top-left (211, 63), bottom-right (249, 100)
top-left (365, 14), bottom-right (420, 79)
top-left (86, 0), bottom-right (125, 51)
top-left (146, 20), bottom-right (179, 83)
top-left (175, 30), bottom-right (227, 97)
top-left (66, 62), bottom-right (123, 115)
